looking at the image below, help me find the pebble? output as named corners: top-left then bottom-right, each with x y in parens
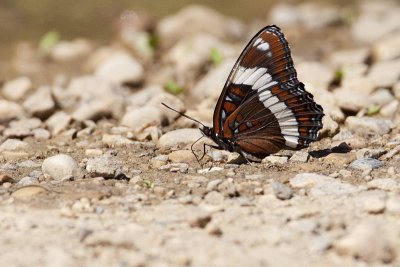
top-left (157, 5), bottom-right (244, 49)
top-left (102, 134), bottom-right (133, 147)
top-left (319, 115), bottom-right (339, 138)
top-left (349, 158), bottom-right (383, 170)
top-left (42, 154), bottom-right (79, 180)
top-left (217, 178), bottom-right (237, 197)
top-left (50, 39), bottom-right (92, 62)
top-left (17, 176), bottom-right (39, 186)
top-left (45, 111), bottom-right (72, 136)
top-left (206, 179), bottom-right (223, 192)
top-left (168, 150), bottom-right (196, 163)
top-left (322, 152), bottom-right (356, 166)
top-left (367, 59), bottom-right (400, 87)
top-left (271, 181), bottom-right (293, 200)
top-left (33, 128), bottom-right (50, 139)
top-left (357, 190), bottom-right (387, 214)
top-left (328, 48), bottom-right (369, 67)
top-left (372, 33), bottom-right (400, 61)
top-left (355, 148), bottom-right (386, 160)
top-left (263, 155), bottom-right (288, 165)
top-left (197, 166), bottom-right (224, 174)
top-left (296, 61), bottom-right (333, 90)
top-left (0, 100), bottom-right (25, 123)
top-left (192, 58), bottom-right (236, 100)
top-left (386, 196), bottom-right (400, 214)
top-left (334, 221), bottom-right (396, 263)
top-left (333, 88), bottom-right (370, 113)
top-left (0, 139), bottom-right (28, 151)
top-left (380, 100), bottom-right (399, 117)
top-left (3, 118), bottom-right (42, 138)
top-left (157, 128), bottom-right (203, 151)
top-left (290, 173), bottom-right (358, 196)
top-left (86, 154), bottom-right (122, 178)
top-left (370, 89), bottom-right (395, 107)
top-left (289, 151), bottom-right (309, 163)
top-left (159, 163), bottom-right (189, 173)
top-left (95, 52), bottom-right (144, 85)
top-left (121, 106), bottom-right (161, 132)
top-left (22, 86), bottom-right (56, 119)
top-left (11, 185), bottom-right (47, 199)
top-left (150, 155), bottom-right (168, 168)
top-left (345, 116), bottom-right (392, 136)
top-left (204, 191), bottom-right (224, 205)
top-left (367, 178), bottom-right (398, 191)
top-left (148, 92), bottom-right (186, 124)
top-left (1, 76), bottom-right (32, 101)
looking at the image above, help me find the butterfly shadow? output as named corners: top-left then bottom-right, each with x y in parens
top-left (308, 142), bottom-right (352, 158)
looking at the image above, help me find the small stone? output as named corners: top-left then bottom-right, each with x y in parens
top-left (263, 155), bottom-right (288, 165)
top-left (206, 179), bottom-right (222, 192)
top-left (319, 115), bottom-right (339, 138)
top-left (290, 173), bottom-right (358, 196)
top-left (204, 191), bottom-right (224, 205)
top-left (168, 150), bottom-right (196, 163)
top-left (23, 86), bottom-right (56, 119)
top-left (380, 100), bottom-right (399, 118)
top-left (368, 59), bottom-right (400, 87)
top-left (27, 129), bottom-right (47, 141)
top-left (386, 196), bottom-right (400, 214)
top-left (346, 116), bottom-right (392, 136)
top-left (86, 154), bottom-right (122, 178)
top-left (1, 76), bottom-right (32, 101)
top-left (157, 128), bottom-right (203, 151)
top-left (102, 134), bottom-right (133, 147)
top-left (367, 178), bottom-right (398, 191)
top-left (197, 167), bottom-right (224, 174)
top-left (217, 178), bottom-right (237, 197)
top-left (17, 176), bottom-right (39, 186)
top-left (349, 158), bottom-right (383, 171)
top-left (11, 185), bottom-right (47, 199)
top-left (372, 33), bottom-right (400, 61)
top-left (271, 181), bottom-right (293, 200)
top-left (42, 154), bottom-right (79, 180)
top-left (151, 155), bottom-right (168, 168)
top-left (334, 221), bottom-right (396, 263)
top-left (296, 61), bottom-right (333, 90)
top-left (0, 139), bottom-right (28, 151)
top-left (356, 190), bottom-right (387, 214)
top-left (328, 48), bottom-right (369, 67)
top-left (322, 152), bottom-right (356, 166)
top-left (289, 151), bottom-right (309, 163)
top-left (159, 163), bottom-right (189, 173)
top-left (356, 148), bottom-right (386, 160)
top-left (95, 52), bottom-right (144, 85)
top-left (121, 106), bottom-right (161, 132)
top-left (45, 111), bottom-right (72, 136)
top-left (333, 88), bottom-right (370, 113)
top-left (148, 93), bottom-right (186, 124)
top-left (3, 118), bottom-right (42, 138)
top-left (0, 100), bottom-right (25, 123)
top-left (50, 39), bottom-right (91, 62)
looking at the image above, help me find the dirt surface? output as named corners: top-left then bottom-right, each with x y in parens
top-left (1, 1), bottom-right (400, 267)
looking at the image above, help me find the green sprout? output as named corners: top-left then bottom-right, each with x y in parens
top-left (39, 30), bottom-right (60, 54)
top-left (210, 47), bottom-right (223, 65)
top-left (143, 179), bottom-right (154, 189)
top-left (164, 80), bottom-right (183, 95)
top-left (367, 104), bottom-right (380, 116)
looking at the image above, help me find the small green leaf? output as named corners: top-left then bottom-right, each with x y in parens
top-left (148, 34), bottom-right (159, 50)
top-left (143, 179), bottom-right (154, 189)
top-left (210, 47), bottom-right (223, 65)
top-left (39, 30), bottom-right (60, 54)
top-left (367, 104), bottom-right (380, 116)
top-left (164, 80), bottom-right (183, 95)
top-left (334, 69), bottom-right (344, 82)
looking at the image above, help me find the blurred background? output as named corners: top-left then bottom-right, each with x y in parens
top-left (0, 0), bottom-right (357, 57)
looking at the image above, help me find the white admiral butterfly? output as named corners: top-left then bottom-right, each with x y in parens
top-left (164, 25), bottom-right (324, 161)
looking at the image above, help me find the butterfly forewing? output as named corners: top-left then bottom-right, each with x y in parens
top-left (212, 25), bottom-right (324, 158)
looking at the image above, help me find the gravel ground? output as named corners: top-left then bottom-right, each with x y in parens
top-left (1, 1), bottom-right (400, 266)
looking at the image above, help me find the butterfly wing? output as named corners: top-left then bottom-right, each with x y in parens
top-left (213, 25), bottom-right (324, 158)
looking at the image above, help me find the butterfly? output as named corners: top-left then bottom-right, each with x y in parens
top-left (164, 25), bottom-right (324, 161)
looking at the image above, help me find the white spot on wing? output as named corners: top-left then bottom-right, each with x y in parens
top-left (252, 73), bottom-right (272, 90)
top-left (235, 67), bottom-right (257, 84)
top-left (257, 42), bottom-right (270, 51)
top-left (253, 38), bottom-right (263, 46)
top-left (243, 68), bottom-right (267, 86)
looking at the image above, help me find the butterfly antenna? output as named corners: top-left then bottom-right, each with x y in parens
top-left (161, 102), bottom-right (206, 127)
